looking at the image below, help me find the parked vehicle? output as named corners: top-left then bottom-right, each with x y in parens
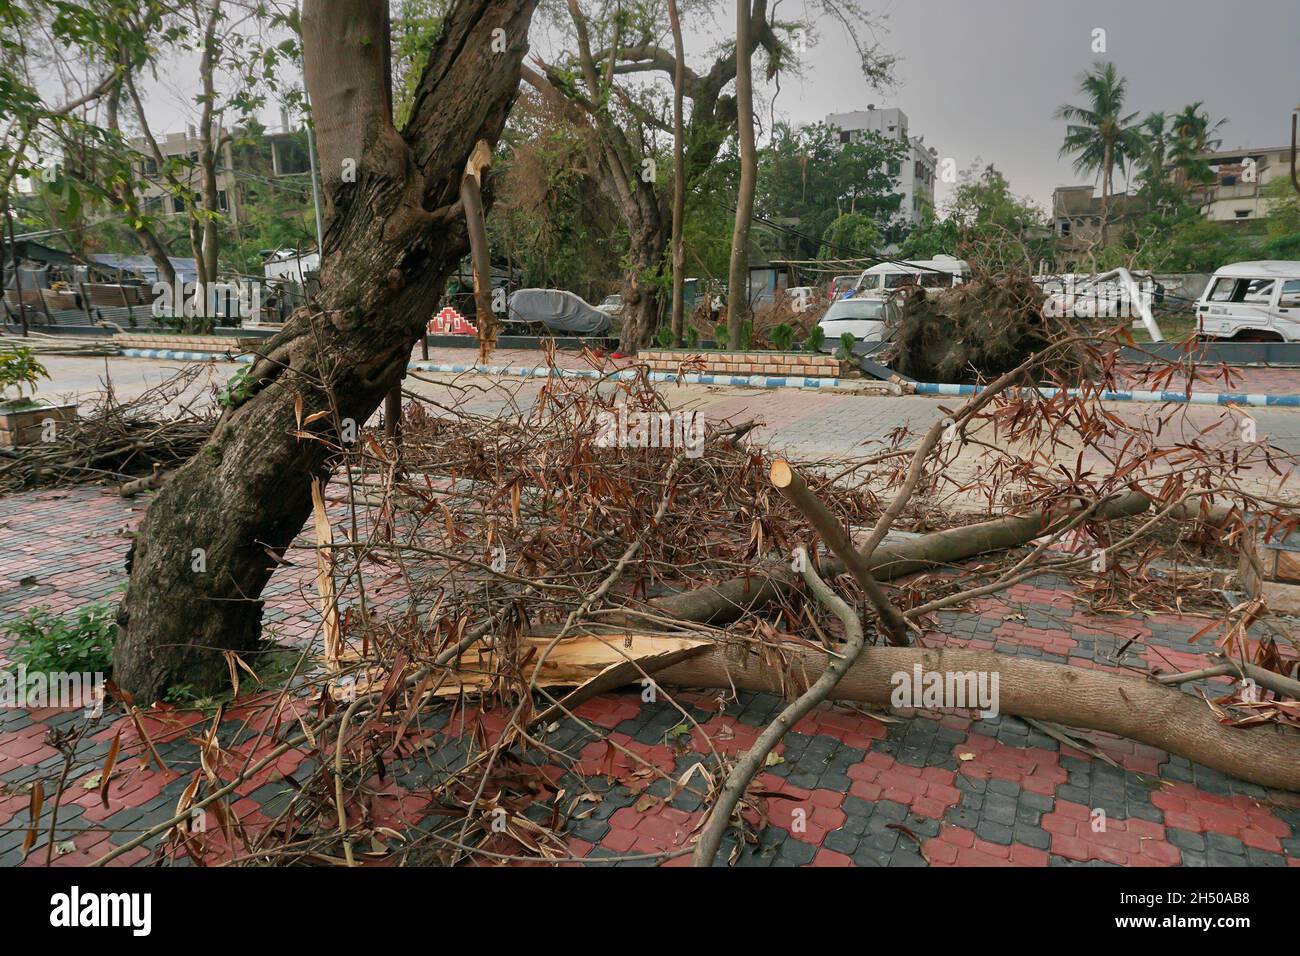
top-left (1196, 261), bottom-right (1300, 342)
top-left (856, 255), bottom-right (968, 293)
top-left (506, 288), bottom-right (612, 336)
top-left (829, 274), bottom-right (859, 300)
top-left (815, 294), bottom-right (899, 350)
top-left (597, 293), bottom-right (623, 316)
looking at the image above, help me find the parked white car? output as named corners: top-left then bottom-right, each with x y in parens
top-left (1196, 261), bottom-right (1300, 342)
top-left (597, 293), bottom-right (623, 316)
top-left (856, 255), bottom-right (968, 293)
top-left (816, 295), bottom-right (899, 350)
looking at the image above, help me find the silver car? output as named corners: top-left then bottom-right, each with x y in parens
top-left (817, 295), bottom-right (898, 350)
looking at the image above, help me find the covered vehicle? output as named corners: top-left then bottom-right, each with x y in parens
top-left (816, 295), bottom-right (899, 350)
top-left (506, 288), bottom-right (612, 335)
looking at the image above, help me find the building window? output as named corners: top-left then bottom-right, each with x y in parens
top-left (1235, 209), bottom-right (1251, 219)
top-left (839, 130), bottom-right (851, 144)
top-left (172, 195), bottom-right (186, 214)
top-left (887, 161), bottom-right (900, 177)
top-left (217, 190), bottom-right (229, 212)
top-left (143, 195), bottom-right (162, 214)
top-left (1059, 220), bottom-right (1071, 236)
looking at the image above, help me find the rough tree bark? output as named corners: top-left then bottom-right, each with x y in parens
top-left (725, 0), bottom-right (756, 348)
top-left (112, 0), bottom-right (539, 702)
top-left (666, 0), bottom-right (686, 346)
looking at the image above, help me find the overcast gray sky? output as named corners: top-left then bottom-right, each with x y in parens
top-left (133, 0), bottom-right (1300, 213)
top-left (779, 0), bottom-right (1300, 209)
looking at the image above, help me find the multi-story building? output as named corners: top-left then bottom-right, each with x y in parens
top-left (128, 126), bottom-right (240, 224)
top-left (825, 106), bottom-right (938, 227)
top-left (1050, 185), bottom-right (1147, 268)
top-left (1183, 145), bottom-right (1292, 224)
top-left (126, 117), bottom-right (314, 226)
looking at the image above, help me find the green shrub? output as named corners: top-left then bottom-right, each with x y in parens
top-left (0, 345), bottom-right (49, 405)
top-left (770, 323), bottom-right (795, 351)
top-left (835, 331), bottom-right (857, 360)
top-left (4, 603), bottom-right (116, 675)
top-left (713, 320), bottom-right (729, 347)
top-left (803, 325), bottom-right (826, 353)
top-left (655, 325), bottom-right (674, 348)
top-left (739, 320), bottom-right (754, 350)
top-left (684, 326), bottom-right (700, 349)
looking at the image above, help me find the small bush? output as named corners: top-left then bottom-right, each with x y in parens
top-left (4, 603), bottom-right (116, 675)
top-left (739, 320), bottom-right (754, 350)
top-left (804, 325), bottom-right (826, 353)
top-left (713, 320), bottom-right (729, 347)
top-left (0, 345), bottom-right (49, 404)
top-left (655, 326), bottom-right (674, 348)
top-left (835, 331), bottom-right (857, 360)
top-left (684, 326), bottom-right (700, 349)
top-left (770, 323), bottom-right (795, 351)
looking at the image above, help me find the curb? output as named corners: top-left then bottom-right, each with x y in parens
top-left (116, 349), bottom-right (1300, 405)
top-left (912, 382), bottom-right (1300, 408)
top-left (407, 361), bottom-right (845, 389)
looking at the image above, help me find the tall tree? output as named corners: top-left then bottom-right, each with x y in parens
top-left (1055, 61), bottom-right (1144, 245)
top-left (666, 0), bottom-right (686, 345)
top-left (1168, 101), bottom-right (1227, 187)
top-left (725, 0), bottom-right (755, 347)
top-left (525, 0), bottom-right (892, 352)
top-left (113, 0), bottom-right (540, 702)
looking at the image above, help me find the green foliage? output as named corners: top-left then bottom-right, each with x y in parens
top-left (770, 322), bottom-right (795, 351)
top-left (803, 324), bottom-right (825, 353)
top-left (818, 212), bottom-right (881, 260)
top-left (739, 320), bottom-right (754, 350)
top-left (655, 325), bottom-right (674, 347)
top-left (217, 367), bottom-right (254, 408)
top-left (0, 345), bottom-right (49, 403)
top-left (713, 320), bottom-right (729, 347)
top-left (4, 603), bottom-right (116, 676)
top-left (835, 331), bottom-right (856, 360)
top-left (899, 206), bottom-right (959, 259)
top-left (756, 122), bottom-right (905, 258)
top-left (684, 326), bottom-right (699, 349)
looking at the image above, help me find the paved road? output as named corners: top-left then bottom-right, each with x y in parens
top-left (35, 353), bottom-right (1300, 460)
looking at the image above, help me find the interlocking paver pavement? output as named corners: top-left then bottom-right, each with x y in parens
top-left (1, 486), bottom-right (1298, 866)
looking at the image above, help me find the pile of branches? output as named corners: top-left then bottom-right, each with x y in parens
top-left (66, 352), bottom-right (1300, 868)
top-left (0, 364), bottom-right (215, 492)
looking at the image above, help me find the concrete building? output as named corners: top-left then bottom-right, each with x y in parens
top-left (128, 126), bottom-right (240, 224)
top-left (825, 107), bottom-right (937, 227)
top-left (1184, 145), bottom-right (1292, 224)
top-left (1050, 185), bottom-right (1148, 268)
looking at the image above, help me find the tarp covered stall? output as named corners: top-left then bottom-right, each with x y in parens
top-left (507, 288), bottom-right (612, 336)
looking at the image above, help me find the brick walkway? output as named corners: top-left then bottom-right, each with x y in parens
top-left (1, 485), bottom-right (1297, 867)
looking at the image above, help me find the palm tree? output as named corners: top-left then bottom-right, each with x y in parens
top-left (1055, 62), bottom-right (1145, 245)
top-left (1168, 102), bottom-right (1227, 187)
top-left (1138, 111), bottom-right (1170, 184)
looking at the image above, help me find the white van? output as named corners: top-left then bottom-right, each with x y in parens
top-left (1197, 261), bottom-right (1300, 342)
top-left (855, 255), bottom-right (969, 294)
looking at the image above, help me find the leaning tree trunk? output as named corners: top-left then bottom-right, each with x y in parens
top-left (112, 0), bottom-right (539, 703)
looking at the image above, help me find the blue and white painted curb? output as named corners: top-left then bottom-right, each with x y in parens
top-left (407, 361), bottom-right (843, 390)
top-left (118, 348), bottom-right (1300, 406)
top-left (912, 381), bottom-right (1300, 408)
top-left (122, 348), bottom-right (254, 363)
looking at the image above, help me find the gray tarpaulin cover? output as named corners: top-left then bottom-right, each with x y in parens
top-left (507, 288), bottom-right (611, 335)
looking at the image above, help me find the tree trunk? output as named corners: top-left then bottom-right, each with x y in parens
top-left (112, 0), bottom-right (539, 703)
top-left (618, 224), bottom-right (666, 353)
top-left (725, 0), bottom-right (756, 348)
top-left (667, 0), bottom-right (686, 346)
top-left (657, 643), bottom-right (1300, 792)
top-left (1100, 141), bottom-right (1111, 248)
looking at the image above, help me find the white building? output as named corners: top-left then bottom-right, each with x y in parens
top-left (825, 107), bottom-right (938, 228)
